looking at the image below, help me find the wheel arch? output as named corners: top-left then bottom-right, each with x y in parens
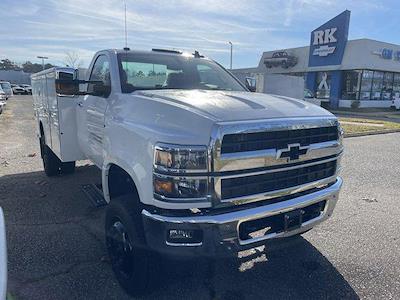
top-left (102, 161), bottom-right (142, 205)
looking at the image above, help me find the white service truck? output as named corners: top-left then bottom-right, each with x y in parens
top-left (32, 48), bottom-right (343, 296)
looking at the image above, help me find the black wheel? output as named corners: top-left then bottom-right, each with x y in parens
top-left (105, 194), bottom-right (158, 296)
top-left (61, 161), bottom-right (75, 174)
top-left (40, 136), bottom-right (61, 176)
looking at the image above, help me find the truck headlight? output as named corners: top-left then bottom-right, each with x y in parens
top-left (154, 144), bottom-right (208, 172)
top-left (153, 143), bottom-right (209, 201)
top-left (153, 174), bottom-right (208, 200)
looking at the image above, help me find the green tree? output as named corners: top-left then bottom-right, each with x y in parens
top-left (0, 59), bottom-right (20, 70)
top-left (22, 61), bottom-right (54, 73)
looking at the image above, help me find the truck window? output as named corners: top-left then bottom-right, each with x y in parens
top-left (117, 53), bottom-right (245, 93)
top-left (88, 55), bottom-right (111, 96)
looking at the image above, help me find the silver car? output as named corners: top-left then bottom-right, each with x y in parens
top-left (0, 82), bottom-right (12, 99)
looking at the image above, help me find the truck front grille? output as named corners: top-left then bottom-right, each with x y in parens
top-left (221, 160), bottom-right (336, 200)
top-left (221, 126), bottom-right (338, 154)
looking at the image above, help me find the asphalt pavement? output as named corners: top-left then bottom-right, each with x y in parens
top-left (0, 96), bottom-right (399, 299)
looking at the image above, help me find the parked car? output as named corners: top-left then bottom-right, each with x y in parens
top-left (0, 82), bottom-right (12, 99)
top-left (20, 84), bottom-right (32, 95)
top-left (0, 89), bottom-right (7, 102)
top-left (11, 84), bottom-right (26, 95)
top-left (32, 48), bottom-right (343, 296)
top-left (0, 207), bottom-right (7, 300)
top-left (0, 88), bottom-right (7, 113)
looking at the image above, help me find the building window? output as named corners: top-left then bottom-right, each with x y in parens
top-left (316, 71), bottom-right (331, 99)
top-left (341, 70), bottom-right (400, 101)
top-left (382, 72), bottom-right (394, 100)
top-left (360, 70), bottom-right (373, 100)
top-left (342, 70), bottom-right (361, 100)
top-left (392, 73), bottom-right (400, 100)
top-left (371, 71), bottom-right (384, 100)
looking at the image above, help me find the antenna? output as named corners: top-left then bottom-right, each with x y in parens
top-left (124, 0), bottom-right (128, 49)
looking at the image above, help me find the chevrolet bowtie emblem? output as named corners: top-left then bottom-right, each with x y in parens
top-left (276, 143), bottom-right (309, 161)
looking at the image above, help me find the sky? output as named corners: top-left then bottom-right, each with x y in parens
top-left (0, 0), bottom-right (399, 69)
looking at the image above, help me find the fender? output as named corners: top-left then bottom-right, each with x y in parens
top-left (102, 157), bottom-right (145, 204)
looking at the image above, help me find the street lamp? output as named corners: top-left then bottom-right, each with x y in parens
top-left (37, 56), bottom-right (49, 70)
top-left (228, 41), bottom-right (233, 70)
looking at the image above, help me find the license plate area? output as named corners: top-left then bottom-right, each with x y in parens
top-left (238, 200), bottom-right (326, 242)
top-left (284, 209), bottom-right (303, 232)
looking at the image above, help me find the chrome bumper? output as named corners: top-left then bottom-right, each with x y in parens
top-left (142, 177), bottom-right (342, 257)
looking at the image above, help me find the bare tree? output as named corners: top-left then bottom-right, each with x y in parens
top-left (63, 51), bottom-right (83, 69)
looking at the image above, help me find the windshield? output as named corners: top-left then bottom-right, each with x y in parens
top-left (0, 83), bottom-right (10, 90)
top-left (117, 53), bottom-right (246, 93)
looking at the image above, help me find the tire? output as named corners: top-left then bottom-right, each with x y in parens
top-left (105, 194), bottom-right (159, 296)
top-left (61, 161), bottom-right (75, 174)
top-left (40, 136), bottom-right (61, 176)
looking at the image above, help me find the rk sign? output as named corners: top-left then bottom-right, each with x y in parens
top-left (308, 10), bottom-right (350, 67)
top-left (312, 28), bottom-right (338, 57)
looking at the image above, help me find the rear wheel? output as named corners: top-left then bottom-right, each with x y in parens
top-left (40, 136), bottom-right (61, 176)
top-left (61, 161), bottom-right (75, 174)
top-left (105, 194), bottom-right (159, 296)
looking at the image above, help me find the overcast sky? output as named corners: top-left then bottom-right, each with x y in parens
top-left (0, 0), bottom-right (399, 69)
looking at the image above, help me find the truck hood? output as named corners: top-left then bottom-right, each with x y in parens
top-left (136, 90), bottom-right (333, 122)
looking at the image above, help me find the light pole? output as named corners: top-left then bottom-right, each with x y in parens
top-left (37, 56), bottom-right (49, 70)
top-left (228, 41), bottom-right (233, 70)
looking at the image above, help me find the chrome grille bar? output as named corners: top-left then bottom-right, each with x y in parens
top-left (208, 117), bottom-right (342, 207)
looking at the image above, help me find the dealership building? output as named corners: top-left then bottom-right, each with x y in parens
top-left (232, 10), bottom-right (400, 109)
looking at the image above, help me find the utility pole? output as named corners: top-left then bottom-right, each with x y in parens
top-left (37, 56), bottom-right (49, 70)
top-left (124, 0), bottom-right (128, 49)
top-left (228, 41), bottom-right (233, 70)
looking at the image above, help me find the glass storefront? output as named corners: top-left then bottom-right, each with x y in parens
top-left (342, 69), bottom-right (400, 100)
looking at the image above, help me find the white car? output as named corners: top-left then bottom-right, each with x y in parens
top-left (0, 207), bottom-right (7, 300)
top-left (11, 85), bottom-right (26, 95)
top-left (20, 84), bottom-right (32, 95)
top-left (0, 82), bottom-right (12, 99)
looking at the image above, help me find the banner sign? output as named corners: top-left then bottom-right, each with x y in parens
top-left (308, 10), bottom-right (351, 67)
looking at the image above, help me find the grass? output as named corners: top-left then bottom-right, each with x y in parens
top-left (339, 117), bottom-right (400, 135)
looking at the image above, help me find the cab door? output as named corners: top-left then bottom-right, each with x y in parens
top-left (76, 54), bottom-right (111, 167)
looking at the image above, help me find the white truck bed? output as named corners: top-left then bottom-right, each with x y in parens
top-left (31, 68), bottom-right (85, 162)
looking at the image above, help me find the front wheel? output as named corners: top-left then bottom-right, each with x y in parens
top-left (105, 195), bottom-right (159, 296)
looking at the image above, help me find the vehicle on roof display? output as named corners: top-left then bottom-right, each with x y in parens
top-left (31, 48), bottom-right (343, 296)
top-left (264, 51), bottom-right (298, 69)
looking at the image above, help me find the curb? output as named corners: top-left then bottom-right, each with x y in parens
top-left (344, 128), bottom-right (400, 138)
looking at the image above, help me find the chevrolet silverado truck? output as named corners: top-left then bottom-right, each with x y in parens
top-left (31, 48), bottom-right (343, 296)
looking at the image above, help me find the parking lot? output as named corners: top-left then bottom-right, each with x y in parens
top-left (1, 95), bottom-right (400, 299)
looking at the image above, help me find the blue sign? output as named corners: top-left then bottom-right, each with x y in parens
top-left (308, 10), bottom-right (351, 67)
top-left (382, 48), bottom-right (393, 59)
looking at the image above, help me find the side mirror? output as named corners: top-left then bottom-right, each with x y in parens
top-left (90, 82), bottom-right (111, 97)
top-left (245, 77), bottom-right (256, 92)
top-left (55, 71), bottom-right (79, 96)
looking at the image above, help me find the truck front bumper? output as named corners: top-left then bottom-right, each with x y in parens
top-left (142, 177), bottom-right (342, 257)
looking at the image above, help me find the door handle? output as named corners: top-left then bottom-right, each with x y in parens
top-left (77, 101), bottom-right (83, 107)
